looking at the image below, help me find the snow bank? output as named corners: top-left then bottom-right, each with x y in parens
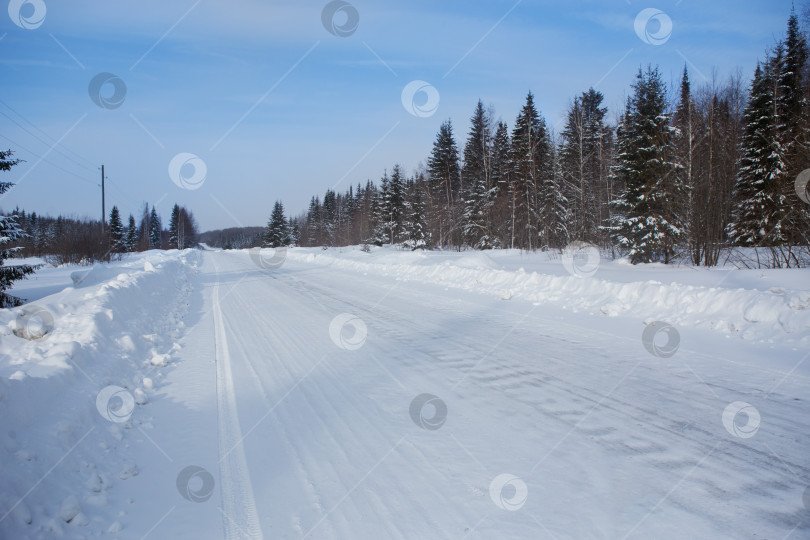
top-left (284, 247), bottom-right (810, 344)
top-left (0, 250), bottom-right (199, 538)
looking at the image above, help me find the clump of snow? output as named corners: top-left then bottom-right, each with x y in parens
top-left (133, 388), bottom-right (148, 405)
top-left (59, 495), bottom-right (81, 523)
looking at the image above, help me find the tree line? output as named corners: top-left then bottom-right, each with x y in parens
top-left (3, 201), bottom-right (198, 265)
top-left (260, 9), bottom-right (809, 267)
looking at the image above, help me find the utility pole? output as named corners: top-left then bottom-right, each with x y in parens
top-left (101, 164), bottom-right (106, 232)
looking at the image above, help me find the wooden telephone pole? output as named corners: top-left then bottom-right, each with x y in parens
top-left (101, 164), bottom-right (106, 232)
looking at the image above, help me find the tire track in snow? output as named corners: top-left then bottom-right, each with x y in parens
top-left (211, 255), bottom-right (264, 539)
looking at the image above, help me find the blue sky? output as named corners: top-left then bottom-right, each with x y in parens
top-left (0, 0), bottom-right (800, 230)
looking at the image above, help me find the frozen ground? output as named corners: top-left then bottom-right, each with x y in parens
top-left (0, 246), bottom-right (808, 539)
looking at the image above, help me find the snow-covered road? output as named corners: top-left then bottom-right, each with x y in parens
top-left (1, 248), bottom-right (809, 538)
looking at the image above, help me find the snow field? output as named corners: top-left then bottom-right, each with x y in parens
top-left (0, 246), bottom-right (808, 538)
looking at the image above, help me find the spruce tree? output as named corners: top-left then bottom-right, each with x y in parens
top-left (559, 88), bottom-right (608, 243)
top-left (673, 67), bottom-right (701, 262)
top-left (369, 172), bottom-right (391, 246)
top-left (463, 173), bottom-right (495, 249)
top-left (305, 196), bottom-right (321, 246)
top-left (614, 66), bottom-right (684, 263)
top-left (126, 215), bottom-right (137, 252)
top-left (322, 190), bottom-right (337, 246)
top-left (404, 180), bottom-right (430, 250)
top-left (729, 63), bottom-right (781, 246)
top-left (541, 147), bottom-right (568, 249)
top-left (778, 10), bottom-right (810, 245)
top-left (462, 101), bottom-right (492, 193)
top-left (0, 150), bottom-right (35, 307)
top-left (490, 121), bottom-right (512, 245)
top-left (168, 204), bottom-right (180, 249)
top-left (149, 207), bottom-right (162, 249)
top-left (264, 201), bottom-right (289, 247)
top-left (386, 165), bottom-right (407, 244)
top-left (427, 120), bottom-right (461, 247)
top-left (462, 101), bottom-right (495, 248)
top-left (287, 217), bottom-right (300, 246)
top-left (108, 206), bottom-right (126, 252)
top-left (491, 121), bottom-right (510, 194)
top-left (510, 92), bottom-right (555, 250)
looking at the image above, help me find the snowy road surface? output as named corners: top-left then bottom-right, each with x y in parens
top-left (1, 248), bottom-right (809, 539)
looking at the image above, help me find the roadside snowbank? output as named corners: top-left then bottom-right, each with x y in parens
top-left (284, 247), bottom-right (810, 344)
top-left (0, 250), bottom-right (198, 538)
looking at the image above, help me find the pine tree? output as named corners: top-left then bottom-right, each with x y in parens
top-left (108, 206), bottom-right (126, 252)
top-left (264, 201), bottom-right (289, 247)
top-left (126, 214), bottom-right (137, 252)
top-left (149, 207), bottom-right (162, 249)
top-left (0, 150), bottom-right (35, 307)
top-left (427, 120), bottom-right (461, 247)
top-left (614, 67), bottom-right (684, 263)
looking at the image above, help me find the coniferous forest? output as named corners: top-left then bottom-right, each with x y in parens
top-left (259, 9), bottom-right (810, 268)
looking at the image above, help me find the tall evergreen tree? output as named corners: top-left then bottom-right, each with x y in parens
top-left (305, 196), bottom-right (321, 247)
top-left (729, 62), bottom-right (782, 246)
top-left (322, 189), bottom-right (337, 246)
top-left (510, 92), bottom-right (557, 250)
top-left (149, 207), bottom-right (162, 249)
top-left (613, 66), bottom-right (684, 263)
top-left (559, 88), bottom-right (609, 244)
top-left (673, 66), bottom-right (701, 262)
top-left (490, 121), bottom-right (513, 245)
top-left (778, 10), bottom-right (810, 245)
top-left (404, 179), bottom-right (430, 250)
top-left (386, 165), bottom-right (407, 244)
top-left (168, 204), bottom-right (180, 249)
top-left (287, 217), bottom-right (300, 246)
top-left (108, 206), bottom-right (125, 252)
top-left (264, 201), bottom-right (289, 247)
top-left (126, 214), bottom-right (137, 252)
top-left (462, 101), bottom-right (492, 193)
top-left (462, 101), bottom-right (496, 248)
top-left (370, 171), bottom-right (391, 246)
top-left (427, 120), bottom-right (461, 247)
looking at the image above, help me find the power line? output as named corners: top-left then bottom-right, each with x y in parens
top-left (0, 109), bottom-right (97, 174)
top-left (0, 134), bottom-right (95, 186)
top-left (0, 98), bottom-right (97, 169)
